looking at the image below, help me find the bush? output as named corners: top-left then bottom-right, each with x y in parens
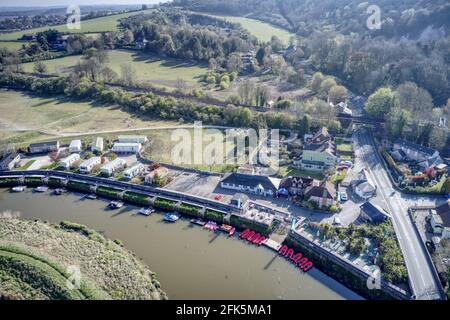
top-left (220, 81), bottom-right (229, 90)
top-left (204, 209), bottom-right (225, 223)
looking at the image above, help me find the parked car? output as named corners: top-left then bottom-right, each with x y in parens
top-left (340, 192), bottom-right (348, 201)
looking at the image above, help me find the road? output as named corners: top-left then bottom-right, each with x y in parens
top-left (354, 127), bottom-right (445, 300)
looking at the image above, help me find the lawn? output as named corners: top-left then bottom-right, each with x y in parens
top-left (21, 49), bottom-right (207, 89)
top-left (0, 90), bottom-right (179, 145)
top-left (208, 14), bottom-right (294, 44)
top-left (0, 10), bottom-right (154, 41)
top-left (0, 41), bottom-right (27, 52)
top-left (278, 166), bottom-right (325, 180)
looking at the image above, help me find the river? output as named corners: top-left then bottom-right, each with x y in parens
top-left (0, 188), bottom-right (362, 300)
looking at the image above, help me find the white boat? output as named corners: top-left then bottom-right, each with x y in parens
top-left (109, 200), bottom-right (124, 209)
top-left (164, 212), bottom-right (180, 222)
top-left (34, 186), bottom-right (49, 192)
top-left (139, 208), bottom-right (155, 216)
top-left (86, 194), bottom-right (97, 200)
top-left (11, 186), bottom-right (26, 192)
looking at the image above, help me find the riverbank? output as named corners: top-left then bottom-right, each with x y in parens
top-left (0, 218), bottom-right (167, 300)
top-left (0, 187), bottom-right (362, 299)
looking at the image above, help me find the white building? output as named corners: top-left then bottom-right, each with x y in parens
top-left (0, 153), bottom-right (21, 171)
top-left (59, 153), bottom-right (80, 169)
top-left (100, 158), bottom-right (126, 176)
top-left (118, 135), bottom-right (148, 144)
top-left (69, 140), bottom-right (82, 153)
top-left (91, 137), bottom-right (104, 153)
top-left (112, 142), bottom-right (142, 154)
top-left (123, 163), bottom-right (145, 179)
top-left (79, 157), bottom-right (101, 174)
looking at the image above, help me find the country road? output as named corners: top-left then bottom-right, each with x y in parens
top-left (354, 127), bottom-right (445, 300)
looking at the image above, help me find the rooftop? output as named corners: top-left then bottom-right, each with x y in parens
top-left (394, 139), bottom-right (438, 157)
top-left (221, 172), bottom-right (280, 192)
top-left (360, 201), bottom-right (390, 223)
top-left (435, 201), bottom-right (450, 228)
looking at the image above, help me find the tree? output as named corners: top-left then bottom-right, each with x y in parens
top-left (33, 60), bottom-right (48, 74)
top-left (237, 80), bottom-right (255, 105)
top-left (226, 52), bottom-right (243, 73)
top-left (395, 82), bottom-right (434, 122)
top-left (365, 87), bottom-right (396, 119)
top-left (270, 35), bottom-right (283, 52)
top-left (319, 77), bottom-right (337, 96)
top-left (310, 72), bottom-right (324, 92)
top-left (298, 115), bottom-right (311, 137)
top-left (120, 63), bottom-right (136, 87)
top-left (328, 85), bottom-right (347, 104)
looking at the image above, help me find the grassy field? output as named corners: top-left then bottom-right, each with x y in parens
top-left (0, 90), bottom-right (179, 145)
top-left (0, 10), bottom-right (154, 41)
top-left (21, 49), bottom-right (207, 89)
top-left (208, 14), bottom-right (294, 44)
top-left (278, 166), bottom-right (325, 180)
top-left (0, 41), bottom-right (27, 51)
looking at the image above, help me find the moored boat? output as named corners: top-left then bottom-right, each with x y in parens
top-left (139, 207), bottom-right (155, 216)
top-left (220, 224), bottom-right (236, 237)
top-left (11, 186), bottom-right (26, 192)
top-left (86, 194), bottom-right (97, 200)
top-left (164, 212), bottom-right (180, 222)
top-left (203, 221), bottom-right (219, 231)
top-left (109, 200), bottom-right (124, 209)
top-left (53, 188), bottom-right (67, 195)
top-left (190, 218), bottom-right (205, 226)
top-left (34, 186), bottom-right (49, 193)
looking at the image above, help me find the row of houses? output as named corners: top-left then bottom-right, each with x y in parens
top-left (220, 172), bottom-right (337, 209)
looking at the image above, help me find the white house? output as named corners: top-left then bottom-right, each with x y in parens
top-left (123, 163), bottom-right (145, 179)
top-left (100, 158), bottom-right (126, 176)
top-left (352, 170), bottom-right (377, 200)
top-left (69, 140), bottom-right (82, 153)
top-left (59, 153), bottom-right (80, 169)
top-left (112, 142), bottom-right (142, 154)
top-left (0, 153), bottom-right (21, 171)
top-left (79, 157), bottom-right (101, 174)
top-left (430, 201), bottom-right (450, 239)
top-left (118, 135), bottom-right (148, 144)
top-left (220, 173), bottom-right (281, 197)
top-left (91, 137), bottom-right (104, 153)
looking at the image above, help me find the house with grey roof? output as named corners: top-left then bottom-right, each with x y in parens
top-left (29, 141), bottom-right (59, 154)
top-left (0, 153), bottom-right (20, 171)
top-left (393, 139), bottom-right (441, 169)
top-left (359, 201), bottom-right (390, 224)
top-left (220, 172), bottom-right (281, 197)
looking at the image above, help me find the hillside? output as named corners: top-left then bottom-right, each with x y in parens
top-left (173, 0), bottom-right (450, 39)
top-left (0, 218), bottom-right (167, 300)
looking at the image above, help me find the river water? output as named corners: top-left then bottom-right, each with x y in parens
top-left (0, 188), bottom-right (362, 300)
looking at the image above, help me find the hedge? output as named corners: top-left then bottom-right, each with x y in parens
top-left (47, 178), bottom-right (65, 188)
top-left (153, 198), bottom-right (177, 211)
top-left (122, 192), bottom-right (151, 206)
top-left (23, 177), bottom-right (44, 186)
top-left (204, 209), bottom-right (226, 224)
top-left (178, 203), bottom-right (202, 217)
top-left (66, 181), bottom-right (94, 193)
top-left (0, 177), bottom-right (20, 187)
top-left (96, 186), bottom-right (121, 200)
